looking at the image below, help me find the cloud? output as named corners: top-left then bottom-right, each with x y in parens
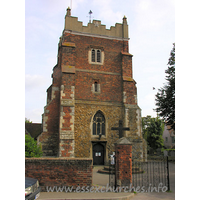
top-left (26, 15), bottom-right (61, 44)
top-left (139, 0), bottom-right (151, 11)
top-left (25, 74), bottom-right (47, 122)
top-left (25, 16), bottom-right (45, 44)
top-left (140, 93), bottom-right (155, 105)
top-left (71, 0), bottom-right (85, 10)
top-left (25, 74), bottom-right (47, 91)
top-left (91, 0), bottom-right (123, 27)
top-left (139, 92), bottom-right (157, 117)
top-left (25, 108), bottom-right (43, 123)
top-left (134, 0), bottom-right (175, 33)
top-left (141, 108), bottom-right (157, 118)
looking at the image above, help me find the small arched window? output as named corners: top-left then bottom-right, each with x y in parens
top-left (94, 82), bottom-right (98, 92)
top-left (97, 50), bottom-right (101, 63)
top-left (91, 49), bottom-right (95, 62)
top-left (93, 111), bottom-right (105, 136)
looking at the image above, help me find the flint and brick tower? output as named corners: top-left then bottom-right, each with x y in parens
top-left (38, 8), bottom-right (147, 163)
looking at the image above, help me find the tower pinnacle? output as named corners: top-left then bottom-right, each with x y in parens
top-left (67, 7), bottom-right (71, 16)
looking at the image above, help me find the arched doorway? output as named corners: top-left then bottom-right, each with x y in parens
top-left (93, 143), bottom-right (104, 165)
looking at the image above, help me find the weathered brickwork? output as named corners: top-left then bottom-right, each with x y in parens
top-left (25, 158), bottom-right (92, 191)
top-left (38, 8), bottom-right (147, 162)
top-left (122, 53), bottom-right (133, 77)
top-left (115, 138), bottom-right (132, 187)
top-left (75, 71), bottom-right (122, 102)
top-left (59, 139), bottom-right (74, 157)
top-left (38, 93), bottom-right (60, 156)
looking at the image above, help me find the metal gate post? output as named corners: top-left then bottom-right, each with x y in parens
top-left (167, 156), bottom-right (170, 191)
top-left (114, 154), bottom-right (116, 191)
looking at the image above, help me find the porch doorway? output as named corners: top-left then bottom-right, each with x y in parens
top-left (93, 143), bottom-right (104, 165)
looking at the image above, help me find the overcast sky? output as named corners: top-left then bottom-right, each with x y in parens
top-left (25, 0), bottom-right (175, 123)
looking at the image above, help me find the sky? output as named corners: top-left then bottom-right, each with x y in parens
top-left (25, 0), bottom-right (175, 123)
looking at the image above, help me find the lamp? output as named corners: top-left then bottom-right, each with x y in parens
top-left (99, 133), bottom-right (102, 140)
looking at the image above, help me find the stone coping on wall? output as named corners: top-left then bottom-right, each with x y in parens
top-left (115, 137), bottom-right (133, 145)
top-left (127, 138), bottom-right (143, 143)
top-left (25, 157), bottom-right (92, 161)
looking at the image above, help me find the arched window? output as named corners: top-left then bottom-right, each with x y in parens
top-left (94, 81), bottom-right (98, 92)
top-left (97, 50), bottom-right (101, 63)
top-left (91, 49), bottom-right (102, 63)
top-left (91, 49), bottom-right (95, 62)
top-left (93, 111), bottom-right (105, 136)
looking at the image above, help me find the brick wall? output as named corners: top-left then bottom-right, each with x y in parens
top-left (115, 138), bottom-right (132, 187)
top-left (25, 157), bottom-right (93, 191)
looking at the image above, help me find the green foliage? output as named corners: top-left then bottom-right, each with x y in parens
top-left (142, 115), bottom-right (151, 140)
top-left (142, 116), bottom-right (164, 151)
top-left (155, 43), bottom-right (175, 130)
top-left (164, 149), bottom-right (175, 151)
top-left (25, 134), bottom-right (42, 157)
top-left (25, 118), bottom-right (32, 123)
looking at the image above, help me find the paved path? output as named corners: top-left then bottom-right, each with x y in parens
top-left (93, 166), bottom-right (109, 186)
top-left (38, 192), bottom-right (135, 200)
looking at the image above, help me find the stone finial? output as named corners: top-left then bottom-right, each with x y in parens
top-left (67, 7), bottom-right (71, 16)
top-left (123, 15), bottom-right (127, 24)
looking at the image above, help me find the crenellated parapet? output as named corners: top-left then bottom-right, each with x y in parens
top-left (64, 8), bottom-right (129, 39)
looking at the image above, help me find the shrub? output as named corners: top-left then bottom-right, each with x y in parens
top-left (25, 134), bottom-right (42, 157)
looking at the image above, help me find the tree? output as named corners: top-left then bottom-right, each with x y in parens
top-left (25, 118), bottom-right (32, 123)
top-left (25, 134), bottom-right (42, 157)
top-left (142, 116), bottom-right (164, 151)
top-left (142, 115), bottom-right (152, 140)
top-left (155, 43), bottom-right (175, 130)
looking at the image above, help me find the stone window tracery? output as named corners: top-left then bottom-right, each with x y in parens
top-left (90, 49), bottom-right (103, 64)
top-left (93, 111), bottom-right (105, 136)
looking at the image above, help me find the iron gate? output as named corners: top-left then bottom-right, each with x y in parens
top-left (109, 156), bottom-right (170, 191)
top-left (109, 154), bottom-right (116, 188)
top-left (132, 156), bottom-right (170, 191)
top-left (109, 152), bottom-right (170, 192)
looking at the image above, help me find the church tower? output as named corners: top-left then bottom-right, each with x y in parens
top-left (38, 8), bottom-right (147, 164)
